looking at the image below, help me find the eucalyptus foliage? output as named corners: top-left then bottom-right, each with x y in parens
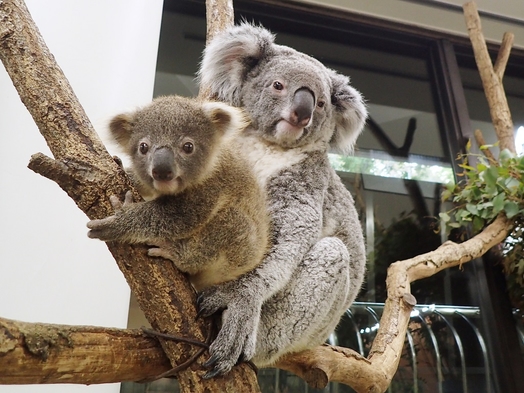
top-left (440, 144), bottom-right (524, 313)
top-left (440, 146), bottom-right (524, 232)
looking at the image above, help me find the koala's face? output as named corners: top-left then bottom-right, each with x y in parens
top-left (241, 51), bottom-right (335, 149)
top-left (198, 23), bottom-right (367, 154)
top-left (110, 97), bottom-right (226, 196)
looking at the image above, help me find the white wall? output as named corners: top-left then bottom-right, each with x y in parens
top-left (302, 0), bottom-right (524, 49)
top-left (0, 0), bottom-right (163, 392)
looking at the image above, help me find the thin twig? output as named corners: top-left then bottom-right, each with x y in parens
top-left (474, 129), bottom-right (497, 163)
top-left (494, 32), bottom-right (514, 80)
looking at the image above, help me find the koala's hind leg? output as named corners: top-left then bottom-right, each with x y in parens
top-left (253, 236), bottom-right (351, 366)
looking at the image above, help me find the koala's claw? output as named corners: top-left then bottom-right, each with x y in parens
top-left (196, 284), bottom-right (235, 317)
top-left (195, 304), bottom-right (209, 320)
top-left (196, 291), bottom-right (225, 318)
top-left (202, 366), bottom-right (223, 380)
top-left (202, 354), bottom-right (219, 369)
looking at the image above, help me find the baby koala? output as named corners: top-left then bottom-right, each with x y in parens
top-left (87, 95), bottom-right (271, 291)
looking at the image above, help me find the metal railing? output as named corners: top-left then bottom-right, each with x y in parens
top-left (348, 303), bottom-right (489, 393)
top-left (260, 302), bottom-right (524, 393)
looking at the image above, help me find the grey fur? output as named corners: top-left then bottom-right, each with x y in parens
top-left (87, 95), bottom-right (271, 291)
top-left (196, 23), bottom-right (367, 377)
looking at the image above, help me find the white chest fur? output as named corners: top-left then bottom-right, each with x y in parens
top-left (236, 135), bottom-right (307, 188)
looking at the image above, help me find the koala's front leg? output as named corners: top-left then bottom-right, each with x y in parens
top-left (198, 287), bottom-right (262, 378)
top-left (86, 191), bottom-right (135, 241)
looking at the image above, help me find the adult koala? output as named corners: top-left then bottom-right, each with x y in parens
top-left (196, 23), bottom-right (367, 378)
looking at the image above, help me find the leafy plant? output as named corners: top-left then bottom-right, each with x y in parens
top-left (440, 144), bottom-right (524, 314)
top-left (440, 145), bottom-right (524, 232)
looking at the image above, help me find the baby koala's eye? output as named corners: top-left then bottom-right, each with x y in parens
top-left (182, 141), bottom-right (194, 154)
top-left (317, 100), bottom-right (325, 108)
top-left (273, 81), bottom-right (284, 91)
top-left (139, 142), bottom-right (149, 154)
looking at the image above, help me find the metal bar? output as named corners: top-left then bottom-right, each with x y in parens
top-left (352, 302), bottom-right (481, 316)
top-left (455, 311), bottom-right (491, 393)
top-left (405, 329), bottom-right (419, 393)
top-left (434, 310), bottom-right (468, 393)
top-left (416, 314), bottom-right (443, 393)
top-left (345, 309), bottom-right (365, 356)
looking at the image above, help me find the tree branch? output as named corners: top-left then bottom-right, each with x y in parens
top-left (494, 32), bottom-right (514, 80)
top-left (463, 1), bottom-right (515, 153)
top-left (474, 129), bottom-right (497, 163)
top-left (0, 317), bottom-right (171, 384)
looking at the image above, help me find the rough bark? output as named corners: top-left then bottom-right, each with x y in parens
top-left (0, 1), bottom-right (517, 392)
top-left (0, 0), bottom-right (259, 391)
top-left (0, 317), bottom-right (172, 384)
top-left (205, 0), bottom-right (234, 45)
top-left (463, 1), bottom-right (515, 153)
top-left (198, 0), bottom-right (234, 99)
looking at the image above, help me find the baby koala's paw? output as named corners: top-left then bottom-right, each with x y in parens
top-left (86, 215), bottom-right (118, 241)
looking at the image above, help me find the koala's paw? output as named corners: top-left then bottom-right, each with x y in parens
top-left (202, 302), bottom-right (260, 379)
top-left (147, 240), bottom-right (178, 262)
top-left (86, 216), bottom-right (118, 241)
top-left (109, 190), bottom-right (134, 211)
top-left (196, 283), bottom-right (235, 318)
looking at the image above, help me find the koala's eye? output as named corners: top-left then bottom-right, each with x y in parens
top-left (317, 100), bottom-right (326, 108)
top-left (273, 81), bottom-right (284, 91)
top-left (182, 142), bottom-right (194, 154)
top-left (139, 142), bottom-right (149, 154)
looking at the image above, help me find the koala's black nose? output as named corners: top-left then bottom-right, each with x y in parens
top-left (152, 147), bottom-right (175, 181)
top-left (290, 88), bottom-right (315, 127)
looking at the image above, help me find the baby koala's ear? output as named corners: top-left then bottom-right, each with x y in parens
top-left (108, 113), bottom-right (134, 149)
top-left (201, 101), bottom-right (250, 137)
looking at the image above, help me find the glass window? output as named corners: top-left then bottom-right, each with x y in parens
top-left (458, 62), bottom-right (524, 157)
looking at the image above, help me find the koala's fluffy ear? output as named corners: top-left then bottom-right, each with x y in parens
top-left (201, 101), bottom-right (250, 137)
top-left (108, 114), bottom-right (134, 149)
top-left (198, 23), bottom-right (275, 106)
top-left (329, 70), bottom-right (368, 155)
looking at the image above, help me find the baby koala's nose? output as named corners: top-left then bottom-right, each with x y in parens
top-left (152, 147), bottom-right (175, 181)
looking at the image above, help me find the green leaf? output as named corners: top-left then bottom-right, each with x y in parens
top-left (471, 187), bottom-right (482, 199)
top-left (472, 216), bottom-right (485, 233)
top-left (478, 201), bottom-right (493, 210)
top-left (483, 166), bottom-right (498, 188)
top-left (466, 139), bottom-right (472, 152)
top-left (459, 163), bottom-right (475, 171)
top-left (499, 148), bottom-right (515, 163)
top-left (505, 177), bottom-right (520, 193)
top-left (493, 192), bottom-right (506, 214)
top-left (479, 144), bottom-right (494, 150)
top-left (518, 155), bottom-right (524, 169)
top-left (477, 163), bottom-right (487, 172)
top-left (466, 203), bottom-right (478, 215)
top-left (439, 212), bottom-right (450, 222)
top-left (441, 189), bottom-right (452, 201)
top-left (504, 201), bottom-right (520, 218)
